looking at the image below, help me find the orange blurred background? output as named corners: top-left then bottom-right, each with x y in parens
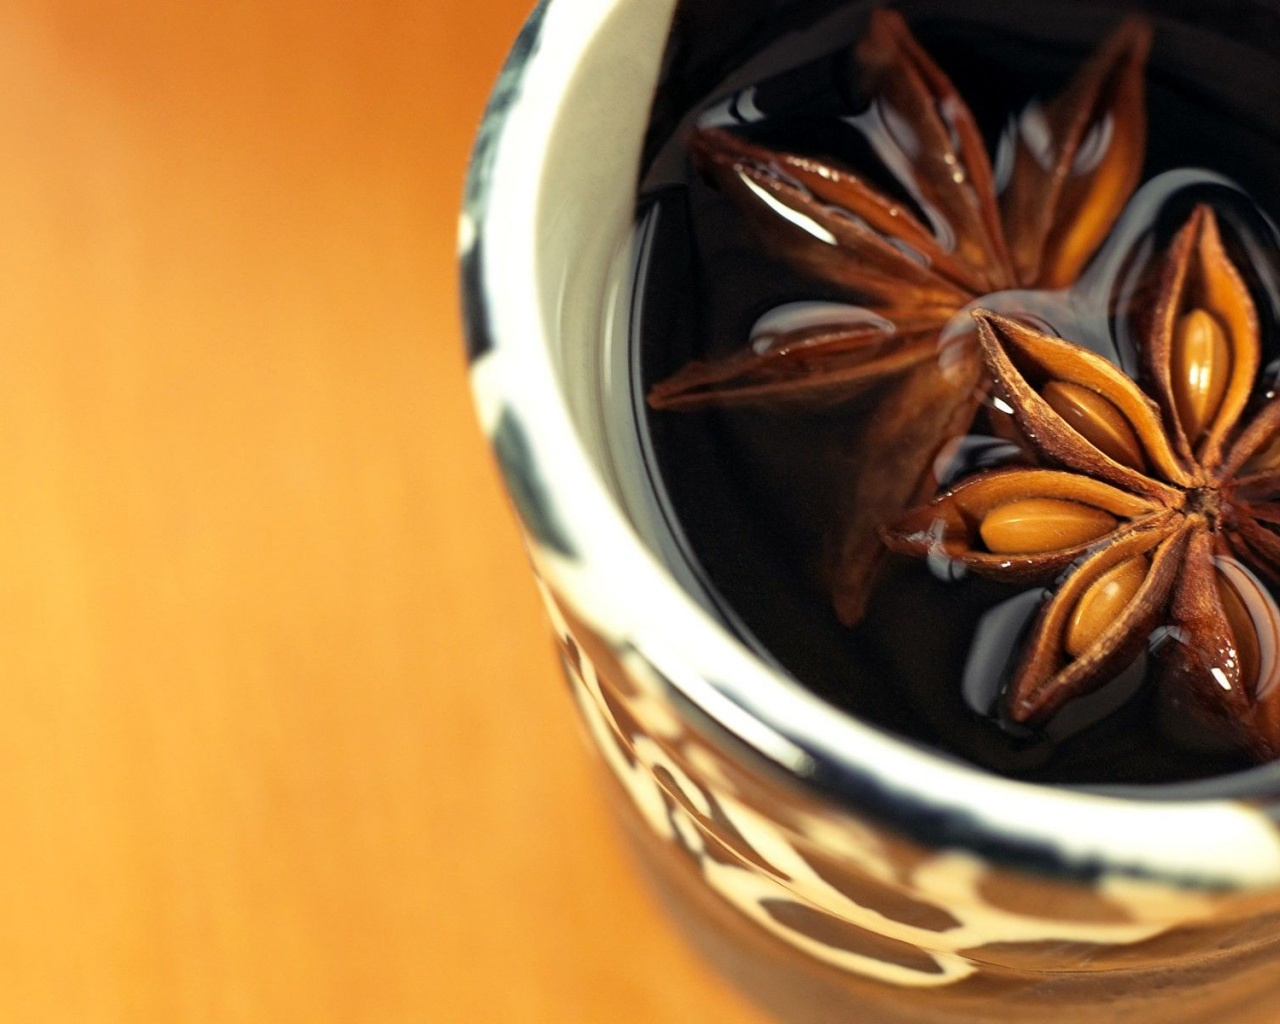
top-left (0, 1), bottom-right (769, 1020)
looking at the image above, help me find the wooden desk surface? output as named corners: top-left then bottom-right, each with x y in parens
top-left (0, 1), bottom-right (771, 1020)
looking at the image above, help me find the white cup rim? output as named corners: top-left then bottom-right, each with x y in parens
top-left (460, 0), bottom-right (1280, 889)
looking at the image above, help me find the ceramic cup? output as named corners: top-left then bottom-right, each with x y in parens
top-left (460, 2), bottom-right (1280, 1021)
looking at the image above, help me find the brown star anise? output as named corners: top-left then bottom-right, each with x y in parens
top-left (884, 206), bottom-right (1280, 762)
top-left (647, 10), bottom-right (1153, 624)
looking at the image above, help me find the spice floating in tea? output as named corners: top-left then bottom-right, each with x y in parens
top-left (886, 207), bottom-right (1280, 762)
top-left (649, 9), bottom-right (1152, 625)
top-left (639, 4), bottom-right (1280, 782)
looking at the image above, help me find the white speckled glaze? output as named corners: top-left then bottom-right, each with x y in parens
top-left (460, 1), bottom-right (1280, 1019)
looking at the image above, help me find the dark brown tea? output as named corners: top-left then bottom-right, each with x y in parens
top-left (635, 0), bottom-right (1280, 786)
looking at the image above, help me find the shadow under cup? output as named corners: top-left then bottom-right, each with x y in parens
top-left (461, 1), bottom-right (1280, 1020)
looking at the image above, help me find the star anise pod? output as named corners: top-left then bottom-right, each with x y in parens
top-left (884, 206), bottom-right (1280, 762)
top-left (647, 10), bottom-right (1152, 624)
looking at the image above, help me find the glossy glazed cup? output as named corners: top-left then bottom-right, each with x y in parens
top-left (460, 2), bottom-right (1280, 1021)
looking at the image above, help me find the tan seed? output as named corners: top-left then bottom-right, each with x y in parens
top-left (1217, 572), bottom-right (1261, 694)
top-left (979, 498), bottom-right (1118, 554)
top-left (1065, 555), bottom-right (1149, 658)
top-left (1172, 308), bottom-right (1231, 443)
top-left (1042, 381), bottom-right (1147, 470)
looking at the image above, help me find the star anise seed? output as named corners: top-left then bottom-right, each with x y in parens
top-left (980, 497), bottom-right (1119, 555)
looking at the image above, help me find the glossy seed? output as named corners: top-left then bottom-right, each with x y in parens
top-left (979, 498), bottom-right (1118, 554)
top-left (1042, 381), bottom-right (1147, 470)
top-left (1172, 309), bottom-right (1231, 443)
top-left (1217, 572), bottom-right (1261, 695)
top-left (1065, 555), bottom-right (1149, 658)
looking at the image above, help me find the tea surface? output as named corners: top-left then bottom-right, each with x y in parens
top-left (638, 1), bottom-right (1280, 785)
